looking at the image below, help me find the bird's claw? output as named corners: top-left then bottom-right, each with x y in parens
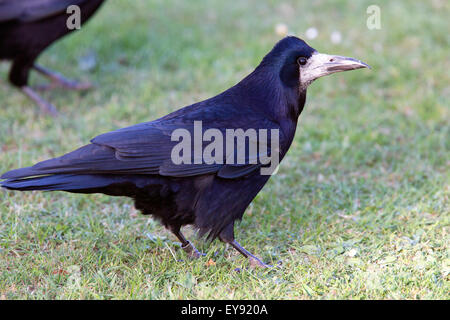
top-left (248, 256), bottom-right (273, 269)
top-left (181, 241), bottom-right (205, 259)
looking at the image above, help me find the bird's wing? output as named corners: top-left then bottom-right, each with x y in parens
top-left (0, 0), bottom-right (87, 23)
top-left (1, 104), bottom-right (281, 180)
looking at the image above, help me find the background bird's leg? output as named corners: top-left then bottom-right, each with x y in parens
top-left (21, 86), bottom-right (59, 116)
top-left (219, 223), bottom-right (272, 268)
top-left (9, 57), bottom-right (57, 115)
top-left (32, 64), bottom-right (93, 91)
top-left (170, 226), bottom-right (205, 259)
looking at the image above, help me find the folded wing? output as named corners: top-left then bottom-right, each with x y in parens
top-left (1, 104), bottom-right (281, 181)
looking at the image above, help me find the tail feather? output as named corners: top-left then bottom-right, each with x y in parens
top-left (0, 166), bottom-right (45, 180)
top-left (2, 174), bottom-right (126, 192)
top-left (1, 144), bottom-right (118, 180)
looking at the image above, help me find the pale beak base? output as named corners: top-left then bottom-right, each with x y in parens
top-left (300, 52), bottom-right (370, 87)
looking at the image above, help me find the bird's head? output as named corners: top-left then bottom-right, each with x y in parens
top-left (262, 36), bottom-right (370, 92)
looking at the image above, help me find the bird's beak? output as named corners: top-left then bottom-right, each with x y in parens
top-left (322, 54), bottom-right (371, 73)
top-left (301, 52), bottom-right (370, 84)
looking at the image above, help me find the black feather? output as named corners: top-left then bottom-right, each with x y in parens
top-left (2, 36), bottom-right (314, 244)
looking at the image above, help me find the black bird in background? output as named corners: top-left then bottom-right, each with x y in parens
top-left (0, 0), bottom-right (106, 115)
top-left (1, 37), bottom-right (370, 267)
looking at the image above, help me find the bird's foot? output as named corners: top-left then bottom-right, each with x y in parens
top-left (181, 240), bottom-right (205, 259)
top-left (248, 256), bottom-right (273, 269)
top-left (34, 79), bottom-right (93, 91)
top-left (21, 86), bottom-right (59, 117)
top-left (33, 64), bottom-right (93, 91)
top-left (227, 240), bottom-right (274, 269)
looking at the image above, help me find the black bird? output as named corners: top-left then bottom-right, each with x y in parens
top-left (1, 36), bottom-right (369, 267)
top-left (0, 0), bottom-right (105, 115)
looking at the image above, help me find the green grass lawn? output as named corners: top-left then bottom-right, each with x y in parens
top-left (0, 0), bottom-right (448, 299)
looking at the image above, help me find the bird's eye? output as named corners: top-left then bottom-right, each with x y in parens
top-left (297, 57), bottom-right (307, 66)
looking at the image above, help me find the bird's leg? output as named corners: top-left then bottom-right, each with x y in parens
top-left (219, 223), bottom-right (272, 268)
top-left (21, 86), bottom-right (59, 117)
top-left (229, 240), bottom-right (272, 268)
top-left (9, 58), bottom-right (57, 116)
top-left (32, 64), bottom-right (93, 91)
top-left (170, 226), bottom-right (205, 259)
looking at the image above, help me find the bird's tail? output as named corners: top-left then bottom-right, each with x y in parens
top-left (1, 174), bottom-right (117, 192)
top-left (1, 143), bottom-right (126, 192)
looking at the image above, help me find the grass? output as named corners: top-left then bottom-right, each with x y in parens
top-left (0, 0), bottom-right (448, 299)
